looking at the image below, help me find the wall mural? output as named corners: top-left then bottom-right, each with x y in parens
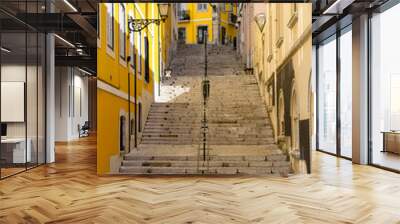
top-left (276, 59), bottom-right (295, 136)
top-left (276, 59), bottom-right (311, 173)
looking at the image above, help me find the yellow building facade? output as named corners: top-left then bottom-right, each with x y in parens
top-left (219, 3), bottom-right (238, 45)
top-left (97, 3), bottom-right (176, 175)
top-left (177, 3), bottom-right (237, 45)
top-left (238, 3), bottom-right (312, 173)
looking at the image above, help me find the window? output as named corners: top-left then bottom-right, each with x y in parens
top-left (106, 3), bottom-right (114, 50)
top-left (197, 26), bottom-right (208, 44)
top-left (316, 26), bottom-right (352, 159)
top-left (138, 103), bottom-right (142, 132)
top-left (144, 36), bottom-right (150, 83)
top-left (178, 3), bottom-right (186, 11)
top-left (120, 116), bottom-right (126, 152)
top-left (178, 27), bottom-right (186, 43)
top-left (339, 27), bottom-right (352, 158)
top-left (317, 35), bottom-right (337, 154)
top-left (137, 32), bottom-right (142, 75)
top-left (130, 119), bottom-right (134, 135)
top-left (119, 4), bottom-right (126, 60)
top-left (275, 5), bottom-right (283, 49)
top-left (129, 16), bottom-right (135, 69)
top-left (370, 3), bottom-right (400, 171)
top-left (220, 3), bottom-right (225, 12)
top-left (197, 3), bottom-right (207, 11)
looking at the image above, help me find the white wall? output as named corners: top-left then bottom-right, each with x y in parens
top-left (1, 65), bottom-right (38, 137)
top-left (1, 63), bottom-right (46, 164)
top-left (55, 67), bottom-right (89, 141)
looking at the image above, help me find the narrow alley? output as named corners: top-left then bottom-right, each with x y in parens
top-left (120, 44), bottom-right (289, 175)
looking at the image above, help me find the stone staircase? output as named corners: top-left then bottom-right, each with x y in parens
top-left (141, 102), bottom-right (201, 145)
top-left (120, 45), bottom-right (290, 176)
top-left (120, 145), bottom-right (289, 175)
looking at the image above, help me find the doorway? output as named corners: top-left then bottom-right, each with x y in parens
top-left (120, 116), bottom-right (126, 152)
top-left (221, 27), bottom-right (226, 45)
top-left (178, 27), bottom-right (186, 44)
top-left (197, 26), bottom-right (208, 44)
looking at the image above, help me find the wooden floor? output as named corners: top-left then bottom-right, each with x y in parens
top-left (372, 150), bottom-right (400, 171)
top-left (1, 136), bottom-right (400, 223)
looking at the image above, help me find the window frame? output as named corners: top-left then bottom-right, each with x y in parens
top-left (106, 3), bottom-right (114, 51)
top-left (137, 32), bottom-right (142, 77)
top-left (197, 3), bottom-right (207, 12)
top-left (315, 25), bottom-right (353, 161)
top-left (129, 13), bottom-right (135, 71)
top-left (119, 3), bottom-right (126, 61)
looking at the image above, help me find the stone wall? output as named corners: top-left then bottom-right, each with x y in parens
top-left (237, 3), bottom-right (312, 173)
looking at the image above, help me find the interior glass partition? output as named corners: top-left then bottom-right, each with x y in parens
top-left (0, 31), bottom-right (28, 177)
top-left (371, 3), bottom-right (400, 171)
top-left (0, 1), bottom-right (46, 179)
top-left (317, 35), bottom-right (337, 154)
top-left (38, 32), bottom-right (45, 165)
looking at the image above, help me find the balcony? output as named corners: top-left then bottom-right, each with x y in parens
top-left (229, 13), bottom-right (237, 25)
top-left (178, 10), bottom-right (190, 22)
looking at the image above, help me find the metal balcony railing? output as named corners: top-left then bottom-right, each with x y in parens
top-left (229, 13), bottom-right (237, 25)
top-left (178, 10), bottom-right (190, 21)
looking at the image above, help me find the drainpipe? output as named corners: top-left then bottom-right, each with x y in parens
top-left (127, 56), bottom-right (131, 152)
top-left (134, 54), bottom-right (138, 148)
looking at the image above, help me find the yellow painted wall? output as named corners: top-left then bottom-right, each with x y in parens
top-left (177, 3), bottom-right (238, 44)
top-left (97, 89), bottom-right (133, 174)
top-left (161, 5), bottom-right (175, 66)
top-left (177, 3), bottom-right (213, 44)
top-left (220, 3), bottom-right (238, 44)
top-left (97, 3), bottom-right (168, 174)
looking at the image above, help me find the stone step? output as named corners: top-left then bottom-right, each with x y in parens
top-left (119, 166), bottom-right (289, 175)
top-left (140, 141), bottom-right (276, 145)
top-left (140, 137), bottom-right (275, 142)
top-left (144, 122), bottom-right (270, 126)
top-left (141, 135), bottom-right (274, 140)
top-left (123, 154), bottom-right (286, 162)
top-left (148, 111), bottom-right (267, 115)
top-left (142, 131), bottom-right (273, 136)
top-left (142, 129), bottom-right (199, 133)
top-left (122, 45), bottom-right (291, 176)
top-left (121, 160), bottom-right (289, 168)
top-left (150, 108), bottom-right (265, 111)
top-left (147, 113), bottom-right (268, 118)
top-left (146, 119), bottom-right (270, 123)
top-left (143, 126), bottom-right (271, 131)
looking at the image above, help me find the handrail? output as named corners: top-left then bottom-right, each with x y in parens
top-left (197, 32), bottom-right (210, 174)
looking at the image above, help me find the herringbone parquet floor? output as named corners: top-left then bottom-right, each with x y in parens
top-left (1, 136), bottom-right (400, 224)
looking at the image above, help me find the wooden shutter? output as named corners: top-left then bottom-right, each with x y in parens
top-left (144, 36), bottom-right (150, 83)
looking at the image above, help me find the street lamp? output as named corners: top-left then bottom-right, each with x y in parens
top-left (254, 13), bottom-right (266, 33)
top-left (128, 3), bottom-right (169, 32)
top-left (127, 4), bottom-right (169, 147)
top-left (164, 68), bottom-right (172, 79)
top-left (158, 3), bottom-right (169, 21)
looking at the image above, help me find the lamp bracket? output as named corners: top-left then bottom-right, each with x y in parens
top-left (128, 18), bottom-right (161, 32)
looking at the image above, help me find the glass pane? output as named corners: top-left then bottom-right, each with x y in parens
top-left (38, 33), bottom-right (46, 165)
top-left (27, 31), bottom-right (38, 168)
top-left (340, 28), bottom-right (352, 158)
top-left (317, 35), bottom-right (337, 154)
top-left (1, 31), bottom-right (28, 177)
top-left (371, 4), bottom-right (400, 171)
